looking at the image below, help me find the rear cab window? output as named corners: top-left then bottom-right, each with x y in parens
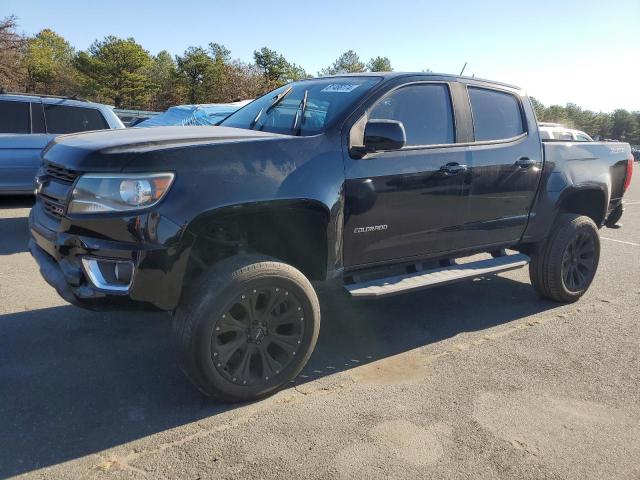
top-left (0, 100), bottom-right (30, 134)
top-left (468, 87), bottom-right (525, 141)
top-left (44, 104), bottom-right (109, 134)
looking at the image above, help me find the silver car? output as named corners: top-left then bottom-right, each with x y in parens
top-left (0, 93), bottom-right (124, 195)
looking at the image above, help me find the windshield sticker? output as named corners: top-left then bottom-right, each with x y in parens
top-left (321, 84), bottom-right (361, 93)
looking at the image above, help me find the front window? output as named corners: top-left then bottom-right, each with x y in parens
top-left (369, 83), bottom-right (455, 146)
top-left (220, 77), bottom-right (381, 136)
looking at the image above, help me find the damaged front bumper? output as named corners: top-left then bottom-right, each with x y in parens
top-left (28, 202), bottom-right (194, 311)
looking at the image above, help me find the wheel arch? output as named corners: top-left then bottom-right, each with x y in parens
top-left (183, 199), bottom-right (332, 291)
top-left (556, 184), bottom-right (609, 227)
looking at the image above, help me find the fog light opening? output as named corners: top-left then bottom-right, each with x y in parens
top-left (81, 258), bottom-right (135, 292)
top-left (114, 261), bottom-right (133, 285)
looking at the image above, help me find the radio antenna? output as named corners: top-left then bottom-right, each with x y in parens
top-left (459, 62), bottom-right (468, 76)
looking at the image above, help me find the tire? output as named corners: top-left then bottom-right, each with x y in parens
top-left (173, 254), bottom-right (320, 402)
top-left (529, 214), bottom-right (600, 303)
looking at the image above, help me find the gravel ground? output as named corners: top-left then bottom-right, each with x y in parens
top-left (1, 177), bottom-right (638, 480)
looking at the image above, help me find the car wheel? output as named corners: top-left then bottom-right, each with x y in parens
top-left (173, 254), bottom-right (320, 402)
top-left (529, 214), bottom-right (600, 303)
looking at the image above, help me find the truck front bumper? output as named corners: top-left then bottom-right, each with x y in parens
top-left (28, 203), bottom-right (193, 312)
top-left (29, 238), bottom-right (125, 310)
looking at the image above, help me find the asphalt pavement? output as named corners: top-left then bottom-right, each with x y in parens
top-left (1, 177), bottom-right (639, 479)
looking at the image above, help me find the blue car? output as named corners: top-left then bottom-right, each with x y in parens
top-left (0, 93), bottom-right (124, 195)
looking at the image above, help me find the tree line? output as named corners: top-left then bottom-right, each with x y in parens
top-left (1, 16), bottom-right (638, 144)
top-left (531, 98), bottom-right (639, 144)
top-left (0, 16), bottom-right (390, 112)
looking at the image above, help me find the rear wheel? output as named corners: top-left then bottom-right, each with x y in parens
top-left (529, 214), bottom-right (600, 303)
top-left (173, 254), bottom-right (320, 402)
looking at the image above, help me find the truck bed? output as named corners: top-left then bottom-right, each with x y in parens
top-left (542, 141), bottom-right (631, 201)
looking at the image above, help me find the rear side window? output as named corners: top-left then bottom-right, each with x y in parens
top-left (369, 84), bottom-right (455, 146)
top-left (469, 87), bottom-right (524, 141)
top-left (44, 105), bottom-right (108, 134)
top-left (0, 100), bottom-right (30, 134)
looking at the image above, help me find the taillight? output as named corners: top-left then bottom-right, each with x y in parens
top-left (623, 154), bottom-right (633, 193)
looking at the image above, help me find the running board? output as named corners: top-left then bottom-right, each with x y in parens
top-left (345, 253), bottom-right (530, 298)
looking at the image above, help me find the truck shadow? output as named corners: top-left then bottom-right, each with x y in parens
top-left (0, 275), bottom-right (558, 477)
top-left (0, 195), bottom-right (34, 210)
top-left (0, 195), bottom-right (33, 256)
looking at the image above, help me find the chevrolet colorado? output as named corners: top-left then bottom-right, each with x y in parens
top-left (29, 73), bottom-right (634, 401)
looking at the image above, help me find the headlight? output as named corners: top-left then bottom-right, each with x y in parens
top-left (68, 173), bottom-right (175, 214)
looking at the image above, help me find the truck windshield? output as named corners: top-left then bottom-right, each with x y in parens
top-left (220, 77), bottom-right (381, 136)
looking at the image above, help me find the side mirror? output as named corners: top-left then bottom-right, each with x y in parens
top-left (363, 119), bottom-right (406, 152)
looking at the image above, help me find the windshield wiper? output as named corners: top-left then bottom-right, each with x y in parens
top-left (266, 85), bottom-right (293, 113)
top-left (291, 89), bottom-right (308, 136)
top-left (250, 85), bottom-right (293, 130)
top-left (249, 108), bottom-right (263, 129)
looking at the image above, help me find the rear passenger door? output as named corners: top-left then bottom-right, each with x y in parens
top-left (0, 99), bottom-right (48, 193)
top-left (463, 86), bottom-right (542, 247)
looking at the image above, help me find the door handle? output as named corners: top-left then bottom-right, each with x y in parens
top-left (439, 163), bottom-right (468, 175)
top-left (515, 157), bottom-right (536, 168)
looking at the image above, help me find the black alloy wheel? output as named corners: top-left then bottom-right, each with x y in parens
top-left (212, 286), bottom-right (305, 386)
top-left (561, 230), bottom-right (596, 292)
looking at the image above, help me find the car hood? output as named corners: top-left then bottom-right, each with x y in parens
top-left (42, 126), bottom-right (286, 171)
top-left (45, 126), bottom-right (282, 155)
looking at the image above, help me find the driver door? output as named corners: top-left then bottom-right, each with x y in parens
top-left (343, 82), bottom-right (470, 267)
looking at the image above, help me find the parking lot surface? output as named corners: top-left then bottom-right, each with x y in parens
top-left (1, 178), bottom-right (639, 479)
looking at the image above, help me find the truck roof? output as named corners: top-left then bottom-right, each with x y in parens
top-left (314, 72), bottom-right (521, 90)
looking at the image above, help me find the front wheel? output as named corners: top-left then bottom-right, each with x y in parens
top-left (529, 214), bottom-right (600, 303)
top-left (173, 254), bottom-right (320, 402)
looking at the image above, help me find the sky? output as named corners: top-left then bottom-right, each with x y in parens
top-left (4, 0), bottom-right (640, 112)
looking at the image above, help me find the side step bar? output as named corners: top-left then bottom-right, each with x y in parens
top-left (345, 253), bottom-right (530, 298)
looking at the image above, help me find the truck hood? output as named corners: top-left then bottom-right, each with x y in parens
top-left (42, 126), bottom-right (285, 171)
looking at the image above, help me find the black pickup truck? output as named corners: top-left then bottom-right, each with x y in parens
top-left (29, 73), bottom-right (634, 401)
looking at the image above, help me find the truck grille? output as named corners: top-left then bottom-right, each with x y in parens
top-left (38, 162), bottom-right (81, 221)
top-left (40, 193), bottom-right (66, 219)
top-left (45, 162), bottom-right (79, 184)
